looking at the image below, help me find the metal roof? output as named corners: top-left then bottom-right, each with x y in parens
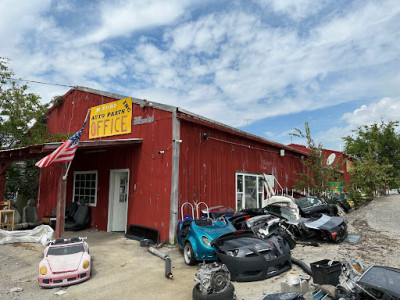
top-left (62, 86), bottom-right (306, 155)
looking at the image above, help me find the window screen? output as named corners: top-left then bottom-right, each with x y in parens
top-left (73, 171), bottom-right (98, 206)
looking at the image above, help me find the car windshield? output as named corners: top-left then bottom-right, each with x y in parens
top-left (267, 205), bottom-right (296, 220)
top-left (47, 244), bottom-right (85, 256)
top-left (297, 197), bottom-right (324, 209)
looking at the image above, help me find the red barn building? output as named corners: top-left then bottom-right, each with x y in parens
top-left (288, 144), bottom-right (352, 184)
top-left (1, 87), bottom-right (309, 242)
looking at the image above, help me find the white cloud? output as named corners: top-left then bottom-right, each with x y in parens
top-left (315, 126), bottom-right (350, 151)
top-left (53, 0), bottom-right (74, 12)
top-left (342, 98), bottom-right (400, 128)
top-left (316, 98), bottom-right (400, 150)
top-left (0, 0), bottom-right (399, 132)
top-left (0, 0), bottom-right (51, 52)
top-left (128, 1), bottom-right (400, 128)
top-left (264, 131), bottom-right (274, 137)
top-left (74, 1), bottom-right (191, 46)
top-left (256, 0), bottom-right (328, 21)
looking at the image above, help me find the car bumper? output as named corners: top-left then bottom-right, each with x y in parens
top-left (216, 250), bottom-right (292, 282)
top-left (331, 223), bottom-right (348, 242)
top-left (38, 270), bottom-right (90, 288)
top-left (195, 249), bottom-right (217, 261)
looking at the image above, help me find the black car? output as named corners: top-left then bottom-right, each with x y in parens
top-left (211, 231), bottom-right (292, 282)
top-left (295, 196), bottom-right (336, 218)
top-left (286, 214), bottom-right (348, 243)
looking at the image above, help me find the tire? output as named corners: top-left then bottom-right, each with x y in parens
top-left (192, 283), bottom-right (235, 300)
top-left (184, 242), bottom-right (196, 265)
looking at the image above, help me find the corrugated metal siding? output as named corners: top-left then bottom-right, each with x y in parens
top-left (178, 119), bottom-right (304, 214)
top-left (289, 144), bottom-right (351, 184)
top-left (37, 164), bottom-right (62, 217)
top-left (39, 89), bottom-right (174, 241)
top-left (323, 149), bottom-right (351, 183)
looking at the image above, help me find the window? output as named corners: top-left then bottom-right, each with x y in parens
top-left (235, 173), bottom-right (264, 210)
top-left (73, 171), bottom-right (98, 207)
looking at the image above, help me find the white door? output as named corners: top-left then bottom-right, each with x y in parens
top-left (108, 169), bottom-right (129, 232)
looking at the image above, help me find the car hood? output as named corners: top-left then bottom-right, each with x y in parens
top-left (217, 237), bottom-right (273, 257)
top-left (211, 231), bottom-right (257, 247)
top-left (211, 231), bottom-right (280, 257)
top-left (303, 215), bottom-right (344, 230)
top-left (47, 252), bottom-right (83, 273)
top-left (193, 222), bottom-right (235, 240)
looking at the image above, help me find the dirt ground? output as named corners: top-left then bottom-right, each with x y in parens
top-left (1, 195), bottom-right (400, 300)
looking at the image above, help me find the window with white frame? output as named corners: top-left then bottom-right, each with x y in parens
top-left (73, 171), bottom-right (98, 207)
top-left (236, 172), bottom-right (264, 211)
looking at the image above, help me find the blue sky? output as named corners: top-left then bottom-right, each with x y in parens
top-left (1, 0), bottom-right (399, 150)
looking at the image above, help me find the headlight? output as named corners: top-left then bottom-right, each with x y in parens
top-left (40, 266), bottom-right (47, 275)
top-left (82, 260), bottom-right (90, 269)
top-left (202, 236), bottom-right (211, 247)
top-left (227, 249), bottom-right (239, 257)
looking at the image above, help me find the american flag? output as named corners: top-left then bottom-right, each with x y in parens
top-left (36, 120), bottom-right (87, 168)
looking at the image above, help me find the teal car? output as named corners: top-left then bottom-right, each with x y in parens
top-left (176, 217), bottom-right (235, 265)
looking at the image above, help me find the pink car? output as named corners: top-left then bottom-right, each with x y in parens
top-left (38, 237), bottom-right (91, 288)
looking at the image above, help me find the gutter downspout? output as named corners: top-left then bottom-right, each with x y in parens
top-left (169, 109), bottom-right (180, 244)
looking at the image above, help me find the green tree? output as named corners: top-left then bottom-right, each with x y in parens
top-left (0, 57), bottom-right (49, 149)
top-left (348, 151), bottom-right (392, 200)
top-left (0, 57), bottom-right (50, 206)
top-left (290, 122), bottom-right (342, 197)
top-left (343, 121), bottom-right (400, 189)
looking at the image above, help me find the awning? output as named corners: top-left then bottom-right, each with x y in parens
top-left (0, 138), bottom-right (143, 163)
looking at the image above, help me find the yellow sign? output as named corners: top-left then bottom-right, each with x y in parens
top-left (89, 98), bottom-right (132, 139)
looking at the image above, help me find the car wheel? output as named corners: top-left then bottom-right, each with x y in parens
top-left (192, 283), bottom-right (235, 300)
top-left (184, 242), bottom-right (196, 265)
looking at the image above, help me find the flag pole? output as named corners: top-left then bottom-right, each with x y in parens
top-left (62, 161), bottom-right (72, 181)
top-left (62, 108), bottom-right (91, 180)
top-left (56, 162), bottom-right (67, 238)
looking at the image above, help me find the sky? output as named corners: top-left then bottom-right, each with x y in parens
top-left (1, 0), bottom-right (399, 150)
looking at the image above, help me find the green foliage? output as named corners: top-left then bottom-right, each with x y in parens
top-left (347, 150), bottom-right (393, 199)
top-left (5, 160), bottom-right (40, 214)
top-left (0, 57), bottom-right (50, 149)
top-left (343, 120), bottom-right (400, 189)
top-left (290, 122), bottom-right (343, 197)
top-left (348, 189), bottom-right (363, 207)
top-left (0, 57), bottom-right (51, 205)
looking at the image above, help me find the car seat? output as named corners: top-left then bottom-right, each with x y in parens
top-left (65, 205), bottom-right (90, 231)
top-left (69, 236), bottom-right (81, 243)
top-left (22, 199), bottom-right (43, 228)
top-left (65, 202), bottom-right (78, 222)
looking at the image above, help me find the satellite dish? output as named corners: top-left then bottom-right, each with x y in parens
top-left (326, 153), bottom-right (336, 166)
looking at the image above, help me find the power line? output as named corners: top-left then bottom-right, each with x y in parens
top-left (6, 77), bottom-right (73, 88)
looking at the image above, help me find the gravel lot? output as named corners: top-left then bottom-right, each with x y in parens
top-left (1, 195), bottom-right (399, 300)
